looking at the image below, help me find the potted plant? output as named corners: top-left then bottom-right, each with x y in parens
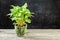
top-left (7, 3), bottom-right (33, 36)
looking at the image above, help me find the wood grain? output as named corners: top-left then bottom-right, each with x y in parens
top-left (0, 29), bottom-right (60, 40)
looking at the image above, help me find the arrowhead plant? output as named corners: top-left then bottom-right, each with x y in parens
top-left (7, 3), bottom-right (33, 27)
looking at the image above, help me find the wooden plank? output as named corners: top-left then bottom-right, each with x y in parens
top-left (0, 29), bottom-right (60, 40)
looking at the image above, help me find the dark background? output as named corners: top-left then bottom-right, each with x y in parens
top-left (0, 0), bottom-right (60, 29)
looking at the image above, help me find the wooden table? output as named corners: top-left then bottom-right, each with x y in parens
top-left (0, 29), bottom-right (60, 40)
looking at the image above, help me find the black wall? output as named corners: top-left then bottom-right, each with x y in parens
top-left (0, 0), bottom-right (60, 29)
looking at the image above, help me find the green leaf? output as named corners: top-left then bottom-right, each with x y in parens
top-left (7, 3), bottom-right (33, 25)
top-left (25, 18), bottom-right (31, 23)
top-left (22, 3), bottom-right (27, 9)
